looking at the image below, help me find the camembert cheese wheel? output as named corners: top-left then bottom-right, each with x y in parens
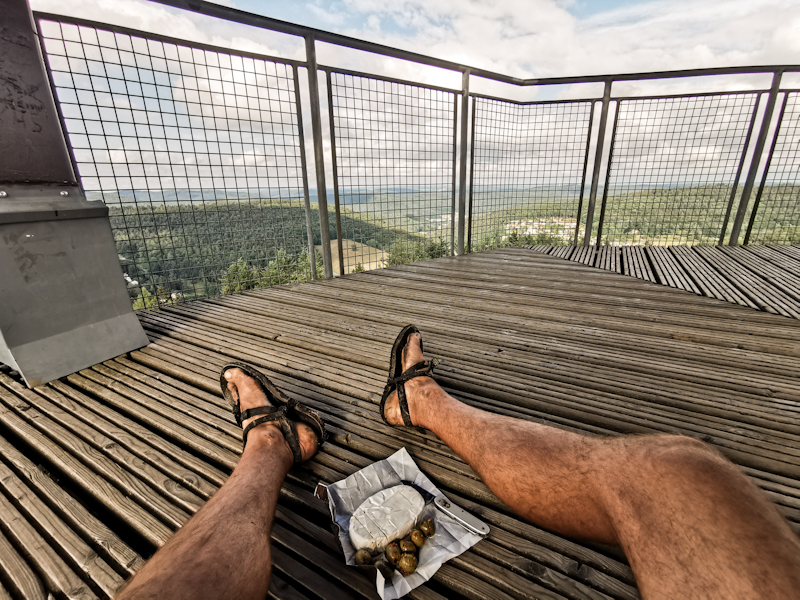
top-left (349, 485), bottom-right (425, 552)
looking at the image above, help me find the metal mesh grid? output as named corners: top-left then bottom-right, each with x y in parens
top-left (328, 71), bottom-right (456, 273)
top-left (599, 93), bottom-right (758, 246)
top-left (38, 18), bottom-right (316, 308)
top-left (746, 92), bottom-right (800, 244)
top-left (469, 98), bottom-right (593, 251)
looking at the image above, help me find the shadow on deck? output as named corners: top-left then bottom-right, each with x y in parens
top-left (1, 247), bottom-right (799, 599)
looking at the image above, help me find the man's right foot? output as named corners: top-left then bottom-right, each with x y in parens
top-left (382, 333), bottom-right (440, 428)
top-left (224, 368), bottom-right (319, 462)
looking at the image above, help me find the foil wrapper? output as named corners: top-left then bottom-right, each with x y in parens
top-left (326, 447), bottom-right (487, 599)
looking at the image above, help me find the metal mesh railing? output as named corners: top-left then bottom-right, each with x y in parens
top-left (468, 98), bottom-right (593, 251)
top-left (746, 92), bottom-right (800, 245)
top-left (597, 93), bottom-right (759, 246)
top-left (35, 7), bottom-right (800, 309)
top-left (38, 18), bottom-right (316, 308)
top-left (327, 71), bottom-right (457, 274)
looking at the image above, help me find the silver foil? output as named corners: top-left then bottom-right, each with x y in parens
top-left (326, 447), bottom-right (487, 599)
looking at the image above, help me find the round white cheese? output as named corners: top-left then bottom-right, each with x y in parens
top-left (348, 485), bottom-right (425, 553)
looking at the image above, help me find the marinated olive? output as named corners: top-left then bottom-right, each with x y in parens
top-left (354, 549), bottom-right (373, 565)
top-left (384, 542), bottom-right (401, 566)
top-left (399, 538), bottom-right (416, 553)
top-left (397, 553), bottom-right (418, 576)
top-left (374, 559), bottom-right (394, 580)
top-left (420, 519), bottom-right (435, 537)
top-left (410, 529), bottom-right (425, 548)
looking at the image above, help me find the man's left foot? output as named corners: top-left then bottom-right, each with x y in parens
top-left (382, 333), bottom-right (439, 428)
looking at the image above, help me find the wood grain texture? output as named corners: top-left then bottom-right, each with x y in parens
top-left (0, 457), bottom-right (124, 597)
top-left (0, 491), bottom-right (97, 600)
top-left (0, 435), bottom-right (144, 578)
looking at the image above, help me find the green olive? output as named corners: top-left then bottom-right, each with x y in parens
top-left (354, 549), bottom-right (372, 565)
top-left (410, 529), bottom-right (425, 548)
top-left (384, 542), bottom-right (401, 566)
top-left (397, 553), bottom-right (418, 576)
top-left (374, 559), bottom-right (394, 580)
top-left (399, 538), bottom-right (416, 553)
top-left (420, 519), bottom-right (435, 537)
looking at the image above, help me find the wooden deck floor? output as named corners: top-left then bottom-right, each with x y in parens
top-left (529, 244), bottom-right (800, 318)
top-left (1, 247), bottom-right (800, 599)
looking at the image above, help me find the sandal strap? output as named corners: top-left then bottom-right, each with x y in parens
top-left (391, 359), bottom-right (439, 427)
top-left (240, 405), bottom-right (281, 422)
top-left (241, 408), bottom-right (303, 464)
top-left (390, 359), bottom-right (437, 385)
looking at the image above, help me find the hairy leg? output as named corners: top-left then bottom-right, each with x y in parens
top-left (385, 333), bottom-right (800, 600)
top-left (117, 369), bottom-right (317, 600)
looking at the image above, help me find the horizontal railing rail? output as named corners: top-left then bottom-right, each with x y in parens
top-left (34, 1), bottom-right (800, 309)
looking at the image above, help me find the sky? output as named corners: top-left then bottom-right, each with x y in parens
top-left (28, 0), bottom-right (800, 197)
top-left (30, 0), bottom-right (800, 96)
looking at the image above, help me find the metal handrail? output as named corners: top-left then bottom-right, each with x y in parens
top-left (148, 0), bottom-right (800, 87)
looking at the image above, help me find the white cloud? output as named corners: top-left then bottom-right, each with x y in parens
top-left (31, 0), bottom-right (305, 60)
top-left (29, 0), bottom-right (800, 196)
top-left (31, 0), bottom-right (800, 93)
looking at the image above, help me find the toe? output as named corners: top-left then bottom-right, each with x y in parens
top-left (401, 333), bottom-right (426, 369)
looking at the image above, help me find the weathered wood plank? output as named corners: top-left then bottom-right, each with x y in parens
top-left (0, 457), bottom-right (125, 597)
top-left (0, 384), bottom-right (173, 547)
top-left (0, 491), bottom-right (98, 599)
top-left (0, 529), bottom-right (47, 600)
top-left (0, 435), bottom-right (144, 578)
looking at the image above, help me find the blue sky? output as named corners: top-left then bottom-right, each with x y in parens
top-left (31, 0), bottom-right (800, 102)
top-left (33, 0), bottom-right (800, 88)
top-left (225, 0), bottom-right (647, 27)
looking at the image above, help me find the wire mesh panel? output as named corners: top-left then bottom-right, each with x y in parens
top-left (746, 92), bottom-right (800, 245)
top-left (38, 18), bottom-right (316, 308)
top-left (469, 98), bottom-right (593, 251)
top-left (328, 72), bottom-right (456, 273)
top-left (598, 93), bottom-right (758, 246)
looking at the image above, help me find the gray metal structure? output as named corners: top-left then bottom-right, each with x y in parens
top-left (0, 0), bottom-right (148, 387)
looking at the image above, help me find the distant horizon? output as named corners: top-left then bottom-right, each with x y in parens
top-left (88, 180), bottom-right (780, 204)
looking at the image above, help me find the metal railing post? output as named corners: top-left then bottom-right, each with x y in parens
top-left (573, 100), bottom-right (596, 246)
top-left (718, 94), bottom-right (762, 245)
top-left (450, 93), bottom-right (459, 256)
top-left (583, 80), bottom-right (612, 247)
top-left (456, 70), bottom-right (470, 255)
top-left (595, 103), bottom-right (620, 246)
top-left (304, 35), bottom-right (334, 277)
top-left (743, 93), bottom-right (789, 245)
top-left (728, 70), bottom-right (783, 245)
top-left (293, 65), bottom-right (318, 280)
top-left (466, 98), bottom-right (477, 253)
top-left (325, 70), bottom-right (345, 275)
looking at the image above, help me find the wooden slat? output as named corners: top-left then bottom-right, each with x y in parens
top-left (0, 382), bottom-right (173, 548)
top-left (0, 491), bottom-right (98, 599)
top-left (0, 456), bottom-right (125, 597)
top-left (0, 529), bottom-right (47, 600)
top-left (0, 375), bottom-right (193, 530)
top-left (0, 434), bottom-right (144, 578)
top-left (693, 247), bottom-right (800, 318)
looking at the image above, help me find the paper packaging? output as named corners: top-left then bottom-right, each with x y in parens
top-left (326, 447), bottom-right (488, 600)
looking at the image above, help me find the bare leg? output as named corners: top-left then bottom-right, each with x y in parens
top-left (384, 333), bottom-right (800, 600)
top-left (117, 369), bottom-right (318, 600)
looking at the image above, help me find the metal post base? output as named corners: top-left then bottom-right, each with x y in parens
top-left (0, 185), bottom-right (149, 387)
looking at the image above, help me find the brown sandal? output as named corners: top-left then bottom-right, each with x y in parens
top-left (379, 325), bottom-right (438, 428)
top-left (220, 362), bottom-right (326, 463)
